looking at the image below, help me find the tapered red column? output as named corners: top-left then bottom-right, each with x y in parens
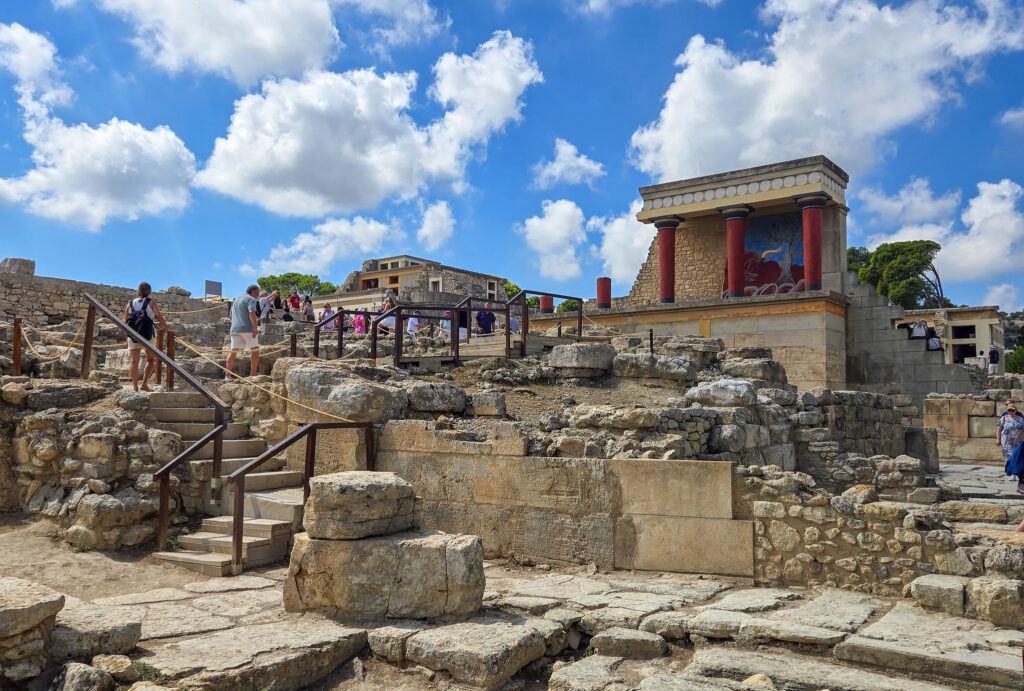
top-left (654, 218), bottom-right (680, 304)
top-left (596, 277), bottom-right (611, 309)
top-left (796, 194), bottom-right (828, 291)
top-left (720, 205), bottom-right (752, 298)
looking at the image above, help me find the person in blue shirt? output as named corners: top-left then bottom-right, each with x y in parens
top-left (475, 303), bottom-right (497, 336)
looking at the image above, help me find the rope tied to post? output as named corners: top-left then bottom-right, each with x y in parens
top-left (19, 318), bottom-right (88, 361)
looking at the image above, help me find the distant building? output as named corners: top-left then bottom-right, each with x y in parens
top-left (898, 306), bottom-right (1005, 373)
top-left (311, 255), bottom-right (507, 313)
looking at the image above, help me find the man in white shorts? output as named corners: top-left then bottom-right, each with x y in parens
top-left (226, 285), bottom-right (260, 378)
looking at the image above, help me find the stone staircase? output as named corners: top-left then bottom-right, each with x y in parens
top-left (146, 390), bottom-right (304, 576)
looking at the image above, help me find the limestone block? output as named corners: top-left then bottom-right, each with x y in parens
top-left (612, 353), bottom-right (696, 382)
top-left (285, 362), bottom-right (408, 422)
top-left (590, 627), bottom-right (666, 659)
top-left (966, 577), bottom-right (1024, 627)
top-left (91, 654), bottom-right (139, 683)
top-left (0, 577), bottom-right (64, 637)
top-left (684, 379), bottom-right (756, 408)
top-left (0, 257), bottom-right (35, 275)
top-left (549, 655), bottom-right (624, 691)
top-left (570, 405), bottom-right (659, 429)
top-left (719, 358), bottom-right (786, 384)
top-left (548, 343), bottom-right (616, 374)
top-left (909, 574), bottom-right (969, 616)
top-left (50, 662), bottom-right (113, 691)
top-left (52, 596), bottom-right (143, 660)
top-left (283, 530), bottom-right (484, 618)
top-left (467, 391), bottom-right (506, 417)
top-left (967, 416), bottom-right (998, 439)
top-left (403, 382), bottom-right (467, 413)
top-left (303, 471), bottom-right (415, 540)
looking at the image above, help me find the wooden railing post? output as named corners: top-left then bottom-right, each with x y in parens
top-left (577, 304), bottom-right (583, 343)
top-left (520, 296), bottom-right (528, 357)
top-left (155, 331), bottom-right (164, 385)
top-left (12, 318), bottom-right (21, 376)
top-left (313, 325), bottom-right (321, 357)
top-left (649, 329), bottom-right (654, 354)
top-left (303, 428), bottom-right (317, 503)
top-left (166, 333), bottom-right (175, 390)
top-left (365, 424), bottom-right (376, 472)
top-left (505, 304), bottom-right (511, 359)
top-left (557, 322), bottom-right (562, 339)
top-left (394, 309), bottom-right (403, 367)
top-left (158, 476), bottom-right (169, 550)
top-left (337, 318), bottom-right (343, 359)
top-left (80, 305), bottom-right (96, 380)
top-left (290, 333), bottom-right (297, 358)
top-left (232, 476), bottom-right (245, 572)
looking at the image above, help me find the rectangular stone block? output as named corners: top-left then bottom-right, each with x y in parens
top-left (970, 400), bottom-right (996, 416)
top-left (607, 459), bottom-right (732, 520)
top-left (617, 516), bottom-right (753, 577)
top-left (937, 438), bottom-right (1004, 464)
top-left (967, 416), bottom-right (998, 440)
top-left (303, 471), bottom-right (415, 540)
top-left (924, 413), bottom-right (968, 441)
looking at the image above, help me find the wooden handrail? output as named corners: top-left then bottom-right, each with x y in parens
top-left (225, 420), bottom-right (376, 569)
top-left (507, 289), bottom-right (583, 350)
top-left (155, 424), bottom-right (226, 550)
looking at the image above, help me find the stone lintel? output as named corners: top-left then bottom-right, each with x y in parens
top-left (637, 155), bottom-right (848, 223)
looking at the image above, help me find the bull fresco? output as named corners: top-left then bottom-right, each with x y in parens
top-left (723, 211), bottom-right (805, 297)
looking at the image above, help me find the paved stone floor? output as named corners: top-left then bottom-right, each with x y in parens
top-left (939, 462), bottom-right (1024, 501)
top-left (65, 562), bottom-right (1024, 690)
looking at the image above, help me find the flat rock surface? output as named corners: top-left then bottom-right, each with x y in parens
top-left (137, 602), bottom-right (234, 640)
top-left (834, 602), bottom-right (1024, 688)
top-left (189, 588), bottom-right (282, 618)
top-left (0, 576), bottom-right (65, 637)
top-left (92, 588), bottom-right (191, 606)
top-left (697, 587), bottom-right (802, 612)
top-left (591, 627), bottom-right (667, 659)
top-left (181, 576), bottom-right (276, 593)
top-left (52, 596), bottom-right (143, 661)
top-left (510, 574), bottom-right (610, 600)
top-left (137, 618), bottom-right (366, 691)
top-left (768, 588), bottom-right (882, 632)
top-left (682, 648), bottom-right (958, 691)
top-left (405, 614), bottom-right (547, 689)
top-left (549, 655), bottom-right (626, 691)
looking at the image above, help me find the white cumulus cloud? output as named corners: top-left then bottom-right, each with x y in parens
top-left (857, 177), bottom-right (961, 226)
top-left (630, 0), bottom-right (1024, 182)
top-left (198, 31), bottom-right (542, 217)
top-left (1001, 104), bottom-right (1024, 129)
top-left (866, 179), bottom-right (1024, 283)
top-left (516, 199), bottom-right (587, 281)
top-left (242, 215), bottom-right (392, 276)
top-left (532, 138), bottom-right (606, 189)
top-left (0, 22), bottom-right (195, 230)
top-left (983, 283), bottom-right (1022, 312)
top-left (416, 200), bottom-right (454, 252)
top-left (335, 0), bottom-right (449, 53)
top-left (574, 0), bottom-right (721, 15)
top-left (588, 200), bottom-right (652, 284)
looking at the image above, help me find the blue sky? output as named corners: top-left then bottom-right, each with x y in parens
top-left (1, 0), bottom-right (1023, 310)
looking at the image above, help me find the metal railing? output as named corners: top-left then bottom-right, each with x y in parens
top-left (507, 290), bottom-right (582, 357)
top-left (80, 294), bottom-right (230, 550)
top-left (224, 421), bottom-right (377, 570)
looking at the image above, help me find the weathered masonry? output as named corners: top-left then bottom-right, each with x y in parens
top-left (530, 156), bottom-right (984, 403)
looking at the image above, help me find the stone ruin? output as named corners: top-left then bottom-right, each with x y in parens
top-left (1, 291), bottom-right (1024, 689)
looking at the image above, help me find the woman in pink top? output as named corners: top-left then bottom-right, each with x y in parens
top-left (352, 312), bottom-right (367, 334)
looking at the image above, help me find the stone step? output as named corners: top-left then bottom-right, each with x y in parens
top-left (187, 438), bottom-right (267, 460)
top-left (189, 456), bottom-right (286, 476)
top-left (158, 422), bottom-right (249, 440)
top-left (220, 486), bottom-right (305, 528)
top-left (150, 391), bottom-right (210, 407)
top-left (202, 516), bottom-right (293, 540)
top-left (151, 407), bottom-right (219, 423)
top-left (151, 550), bottom-right (232, 577)
top-left (223, 470), bottom-right (303, 492)
top-left (178, 531), bottom-right (272, 552)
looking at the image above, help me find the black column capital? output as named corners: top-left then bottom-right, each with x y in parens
top-left (653, 216), bottom-right (683, 230)
top-left (794, 192), bottom-right (831, 210)
top-left (717, 204), bottom-right (754, 221)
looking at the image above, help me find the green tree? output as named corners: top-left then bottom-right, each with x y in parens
top-left (257, 273), bottom-right (337, 297)
top-left (1006, 346), bottom-right (1024, 374)
top-left (847, 246), bottom-right (872, 273)
top-left (504, 282), bottom-right (539, 308)
top-left (857, 240), bottom-right (946, 310)
top-left (556, 299), bottom-right (580, 313)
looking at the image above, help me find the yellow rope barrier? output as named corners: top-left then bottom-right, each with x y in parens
top-left (174, 337), bottom-right (354, 422)
top-left (20, 318), bottom-right (87, 361)
top-left (21, 323), bottom-right (127, 349)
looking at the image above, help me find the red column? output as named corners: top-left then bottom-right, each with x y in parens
top-left (539, 296), bottom-right (554, 313)
top-left (654, 218), bottom-right (680, 303)
top-left (720, 205), bottom-right (752, 298)
top-left (596, 277), bottom-right (611, 309)
top-left (796, 194), bottom-right (828, 291)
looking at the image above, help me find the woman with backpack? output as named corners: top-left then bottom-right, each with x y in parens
top-left (123, 282), bottom-right (174, 392)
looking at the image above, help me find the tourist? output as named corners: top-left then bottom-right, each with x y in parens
top-left (509, 313), bottom-right (520, 335)
top-left (352, 312), bottom-right (367, 334)
top-left (988, 345), bottom-right (1000, 375)
top-left (257, 290), bottom-right (274, 324)
top-left (438, 311), bottom-right (452, 340)
top-left (226, 284), bottom-right (260, 379)
top-left (406, 310), bottom-right (421, 338)
top-left (475, 303), bottom-right (497, 336)
top-left (289, 291), bottom-right (301, 310)
top-left (377, 298), bottom-right (396, 334)
top-left (272, 291), bottom-right (283, 310)
top-left (281, 306), bottom-right (294, 322)
top-left (996, 400), bottom-right (1024, 463)
top-left (320, 303), bottom-right (336, 330)
top-left (123, 282), bottom-right (174, 392)
top-left (302, 297), bottom-right (315, 323)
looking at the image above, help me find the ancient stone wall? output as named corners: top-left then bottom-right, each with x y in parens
top-left (625, 217), bottom-right (726, 307)
top-left (924, 390), bottom-right (1021, 464)
top-left (0, 262), bottom-right (219, 326)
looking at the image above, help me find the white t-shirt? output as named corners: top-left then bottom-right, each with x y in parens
top-left (130, 297), bottom-right (155, 320)
top-left (406, 317), bottom-right (419, 334)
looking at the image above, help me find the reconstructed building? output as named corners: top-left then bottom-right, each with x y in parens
top-left (312, 255), bottom-right (507, 313)
top-left (898, 306), bottom-right (1004, 373)
top-left (531, 155), bottom-right (988, 403)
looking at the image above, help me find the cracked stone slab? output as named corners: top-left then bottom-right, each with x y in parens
top-left (405, 614), bottom-right (547, 690)
top-left (52, 597), bottom-right (142, 661)
top-left (834, 602), bottom-right (1024, 688)
top-left (769, 588), bottom-right (881, 632)
top-left (678, 648), bottom-right (957, 691)
top-left (182, 576), bottom-right (277, 594)
top-left (597, 577), bottom-right (732, 603)
top-left (591, 627), bottom-right (667, 659)
top-left (697, 588), bottom-right (802, 613)
top-left (136, 618), bottom-right (366, 691)
top-left (91, 588), bottom-right (192, 607)
top-left (687, 609), bottom-right (845, 646)
top-left (496, 595), bottom-right (562, 615)
top-left (189, 589), bottom-right (282, 618)
top-left (549, 655), bottom-right (626, 691)
top-left (639, 612), bottom-right (692, 640)
top-left (0, 576), bottom-right (64, 637)
top-left (368, 621), bottom-right (428, 664)
top-left (510, 574), bottom-right (609, 600)
top-left (569, 591), bottom-right (685, 614)
top-left (137, 602), bottom-right (234, 641)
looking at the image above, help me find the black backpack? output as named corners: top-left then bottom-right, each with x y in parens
top-left (127, 297), bottom-right (155, 340)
